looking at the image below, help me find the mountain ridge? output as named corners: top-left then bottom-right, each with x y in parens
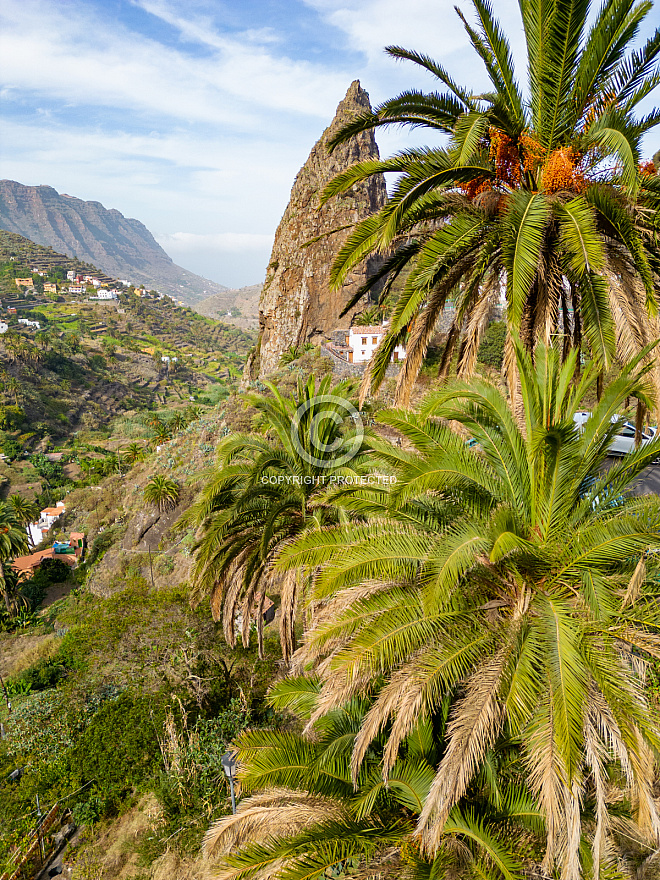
top-left (0, 180), bottom-right (229, 305)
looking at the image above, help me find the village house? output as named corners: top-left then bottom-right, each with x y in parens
top-left (344, 325), bottom-right (407, 364)
top-left (18, 318), bottom-right (40, 329)
top-left (68, 285), bottom-right (85, 294)
top-left (94, 289), bottom-right (118, 300)
top-left (13, 532), bottom-right (85, 580)
top-left (27, 501), bottom-right (66, 546)
top-left (14, 278), bottom-right (34, 289)
top-left (44, 283), bottom-right (57, 294)
top-left (66, 270), bottom-right (76, 281)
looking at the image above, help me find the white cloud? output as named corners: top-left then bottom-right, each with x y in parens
top-left (0, 0), bottom-right (346, 125)
top-left (156, 232), bottom-right (274, 253)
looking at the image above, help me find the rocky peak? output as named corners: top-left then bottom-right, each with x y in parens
top-left (255, 81), bottom-right (387, 377)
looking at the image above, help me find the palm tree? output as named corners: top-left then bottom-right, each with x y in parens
top-left (4, 377), bottom-right (21, 406)
top-left (321, 0), bottom-right (660, 406)
top-left (279, 341), bottom-right (660, 879)
top-left (184, 375), bottom-right (374, 661)
top-left (143, 475), bottom-right (180, 512)
top-left (150, 419), bottom-right (173, 446)
top-left (121, 442), bottom-right (145, 467)
top-left (0, 503), bottom-right (30, 615)
top-left (169, 412), bottom-right (188, 433)
top-left (8, 495), bottom-right (38, 547)
top-left (204, 677), bottom-right (537, 880)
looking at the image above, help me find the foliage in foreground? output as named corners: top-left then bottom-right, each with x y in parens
top-left (275, 341), bottom-right (660, 879)
top-left (322, 0), bottom-right (660, 406)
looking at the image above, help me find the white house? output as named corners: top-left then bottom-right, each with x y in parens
top-left (66, 270), bottom-right (76, 281)
top-left (68, 285), bottom-right (84, 294)
top-left (18, 318), bottom-right (41, 329)
top-left (161, 355), bottom-right (178, 363)
top-left (28, 501), bottom-right (66, 546)
top-left (346, 326), bottom-right (406, 364)
top-left (95, 290), bottom-right (118, 300)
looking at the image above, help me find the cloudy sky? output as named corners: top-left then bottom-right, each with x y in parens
top-left (0, 0), bottom-right (658, 288)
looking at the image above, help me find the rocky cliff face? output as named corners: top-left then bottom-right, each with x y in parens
top-left (0, 180), bottom-right (228, 304)
top-left (256, 81), bottom-right (387, 376)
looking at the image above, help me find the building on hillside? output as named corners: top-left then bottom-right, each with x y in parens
top-left (13, 532), bottom-right (85, 580)
top-left (14, 278), bottom-right (33, 289)
top-left (68, 285), bottom-right (84, 294)
top-left (18, 318), bottom-right (40, 329)
top-left (161, 355), bottom-right (178, 363)
top-left (94, 290), bottom-right (118, 300)
top-left (342, 325), bottom-right (406, 364)
top-left (44, 283), bottom-right (57, 294)
top-left (66, 270), bottom-right (76, 281)
top-left (27, 501), bottom-right (66, 546)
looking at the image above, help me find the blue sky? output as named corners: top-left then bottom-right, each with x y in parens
top-left (0, 0), bottom-right (658, 288)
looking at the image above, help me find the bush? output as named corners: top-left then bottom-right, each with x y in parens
top-left (21, 558), bottom-right (73, 612)
top-left (477, 320), bottom-right (506, 370)
top-left (1, 437), bottom-right (22, 460)
top-left (67, 692), bottom-right (167, 815)
top-left (0, 406), bottom-right (26, 430)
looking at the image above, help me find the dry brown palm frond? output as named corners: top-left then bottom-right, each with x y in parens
top-left (622, 556), bottom-right (646, 609)
top-left (584, 700), bottom-right (611, 880)
top-left (629, 730), bottom-right (660, 841)
top-left (203, 788), bottom-right (346, 856)
top-left (415, 648), bottom-right (508, 854)
top-left (617, 627), bottom-right (660, 659)
top-left (456, 280), bottom-right (497, 379)
top-left (589, 687), bottom-right (634, 788)
top-left (503, 329), bottom-right (521, 419)
top-left (558, 778), bottom-right (583, 880)
top-left (219, 560), bottom-right (246, 644)
top-left (290, 581), bottom-right (395, 675)
top-left (351, 644), bottom-right (445, 782)
top-left (437, 322), bottom-right (461, 381)
top-left (279, 568), bottom-right (299, 664)
top-left (304, 667), bottom-right (376, 734)
top-left (533, 250), bottom-right (562, 348)
top-left (393, 258), bottom-right (472, 407)
top-left (524, 692), bottom-right (567, 871)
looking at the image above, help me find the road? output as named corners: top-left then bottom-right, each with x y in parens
top-left (631, 462), bottom-right (660, 496)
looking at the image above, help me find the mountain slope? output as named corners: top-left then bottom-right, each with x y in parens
top-left (193, 283), bottom-right (262, 331)
top-left (0, 180), bottom-right (228, 305)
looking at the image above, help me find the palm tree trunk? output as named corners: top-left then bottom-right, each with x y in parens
top-left (635, 399), bottom-right (646, 448)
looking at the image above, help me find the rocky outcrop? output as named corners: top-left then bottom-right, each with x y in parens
top-left (0, 180), bottom-right (228, 304)
top-left (256, 81), bottom-right (387, 376)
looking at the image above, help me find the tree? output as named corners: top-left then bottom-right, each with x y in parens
top-left (168, 412), bottom-right (188, 433)
top-left (7, 494), bottom-right (38, 527)
top-left (322, 0), bottom-right (660, 406)
top-left (205, 677), bottom-right (536, 880)
top-left (121, 442), bottom-right (145, 467)
top-left (143, 475), bottom-right (180, 513)
top-left (279, 341), bottom-right (660, 878)
top-left (102, 337), bottom-right (117, 358)
top-left (184, 375), bottom-right (374, 661)
top-left (0, 503), bottom-right (30, 614)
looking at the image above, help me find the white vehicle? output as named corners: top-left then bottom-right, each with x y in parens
top-left (573, 411), bottom-right (655, 456)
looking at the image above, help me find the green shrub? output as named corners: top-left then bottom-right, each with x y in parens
top-left (477, 320), bottom-right (506, 370)
top-left (67, 693), bottom-right (167, 816)
top-left (0, 405), bottom-right (26, 430)
top-left (1, 437), bottom-right (22, 460)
